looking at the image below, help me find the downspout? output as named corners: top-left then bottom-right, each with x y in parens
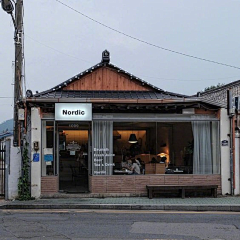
top-left (232, 116), bottom-right (236, 195)
top-left (227, 89), bottom-right (234, 195)
top-left (230, 115), bottom-right (234, 195)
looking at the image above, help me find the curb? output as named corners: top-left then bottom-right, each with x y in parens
top-left (1, 204), bottom-right (240, 211)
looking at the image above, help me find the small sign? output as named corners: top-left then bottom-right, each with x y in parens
top-left (70, 151), bottom-right (76, 156)
top-left (66, 141), bottom-right (81, 151)
top-left (44, 154), bottom-right (53, 162)
top-left (33, 153), bottom-right (39, 162)
top-left (18, 109), bottom-right (25, 120)
top-left (221, 140), bottom-right (228, 146)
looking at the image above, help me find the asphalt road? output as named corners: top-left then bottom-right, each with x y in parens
top-left (0, 209), bottom-right (239, 239)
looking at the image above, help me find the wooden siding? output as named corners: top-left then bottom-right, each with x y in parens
top-left (89, 175), bottom-right (221, 195)
top-left (63, 67), bottom-right (152, 91)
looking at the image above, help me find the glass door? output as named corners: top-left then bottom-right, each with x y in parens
top-left (57, 122), bottom-right (90, 193)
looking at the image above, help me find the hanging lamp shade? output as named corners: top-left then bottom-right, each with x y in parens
top-left (128, 133), bottom-right (138, 144)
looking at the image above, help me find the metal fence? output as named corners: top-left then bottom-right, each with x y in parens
top-left (0, 140), bottom-right (5, 197)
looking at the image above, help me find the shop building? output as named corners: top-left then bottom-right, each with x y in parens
top-left (26, 51), bottom-right (226, 198)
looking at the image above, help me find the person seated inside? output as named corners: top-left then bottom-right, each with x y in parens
top-left (129, 159), bottom-right (141, 175)
top-left (121, 155), bottom-right (128, 169)
top-left (122, 155), bottom-right (132, 169)
top-left (160, 156), bottom-right (167, 164)
top-left (137, 158), bottom-right (145, 174)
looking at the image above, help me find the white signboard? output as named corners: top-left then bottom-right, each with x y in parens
top-left (55, 103), bottom-right (92, 121)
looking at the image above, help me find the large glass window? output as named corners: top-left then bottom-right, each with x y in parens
top-left (92, 120), bottom-right (220, 175)
top-left (41, 121), bottom-right (55, 176)
top-left (92, 121), bottom-right (114, 175)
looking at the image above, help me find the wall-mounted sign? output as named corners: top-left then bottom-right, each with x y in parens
top-left (55, 103), bottom-right (92, 121)
top-left (221, 140), bottom-right (228, 146)
top-left (33, 153), bottom-right (39, 162)
top-left (44, 154), bottom-right (53, 162)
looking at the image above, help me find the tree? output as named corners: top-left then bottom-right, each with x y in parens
top-left (203, 83), bottom-right (225, 92)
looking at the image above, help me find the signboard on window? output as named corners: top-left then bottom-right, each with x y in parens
top-left (55, 103), bottom-right (92, 121)
top-left (221, 140), bottom-right (228, 146)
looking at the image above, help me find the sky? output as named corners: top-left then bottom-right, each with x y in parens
top-left (1, 0), bottom-right (240, 123)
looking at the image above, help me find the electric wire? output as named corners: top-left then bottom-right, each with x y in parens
top-left (23, 34), bottom-right (240, 82)
top-left (25, 34), bottom-right (93, 64)
top-left (24, 34), bottom-right (240, 83)
top-left (56, 0), bottom-right (240, 70)
top-left (141, 75), bottom-right (240, 82)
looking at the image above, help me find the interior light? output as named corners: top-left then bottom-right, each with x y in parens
top-left (128, 134), bottom-right (138, 144)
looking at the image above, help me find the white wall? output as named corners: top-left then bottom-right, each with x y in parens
top-left (220, 108), bottom-right (231, 194)
top-left (31, 107), bottom-right (41, 198)
top-left (4, 137), bottom-right (21, 200)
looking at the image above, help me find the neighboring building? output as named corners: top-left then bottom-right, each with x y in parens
top-left (0, 131), bottom-right (21, 199)
top-left (200, 81), bottom-right (240, 195)
top-left (25, 51), bottom-right (227, 198)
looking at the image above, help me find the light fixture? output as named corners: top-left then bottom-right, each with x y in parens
top-left (128, 134), bottom-right (138, 144)
top-left (158, 153), bottom-right (167, 158)
top-left (128, 122), bottom-right (138, 144)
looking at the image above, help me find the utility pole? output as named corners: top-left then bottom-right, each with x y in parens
top-left (1, 0), bottom-right (24, 146)
top-left (13, 0), bottom-right (23, 146)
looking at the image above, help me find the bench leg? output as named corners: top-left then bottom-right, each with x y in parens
top-left (211, 188), bottom-right (217, 198)
top-left (149, 189), bottom-right (153, 199)
top-left (181, 188), bottom-right (185, 199)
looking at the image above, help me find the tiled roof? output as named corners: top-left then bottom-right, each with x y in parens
top-left (33, 56), bottom-right (188, 99)
top-left (0, 131), bottom-right (13, 139)
top-left (34, 90), bottom-right (184, 100)
top-left (196, 80), bottom-right (240, 108)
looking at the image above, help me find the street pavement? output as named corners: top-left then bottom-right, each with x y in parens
top-left (1, 195), bottom-right (240, 211)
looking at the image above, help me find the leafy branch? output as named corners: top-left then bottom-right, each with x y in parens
top-left (17, 141), bottom-right (33, 201)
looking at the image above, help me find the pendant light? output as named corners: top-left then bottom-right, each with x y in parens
top-left (128, 122), bottom-right (138, 144)
top-left (128, 133), bottom-right (138, 144)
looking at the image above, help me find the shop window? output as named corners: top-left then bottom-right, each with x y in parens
top-left (92, 121), bottom-right (114, 175)
top-left (192, 121), bottom-right (220, 174)
top-left (42, 121), bottom-right (55, 176)
top-left (111, 121), bottom-right (220, 175)
top-left (91, 120), bottom-right (220, 176)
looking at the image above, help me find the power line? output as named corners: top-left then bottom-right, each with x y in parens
top-left (23, 34), bottom-right (240, 82)
top-left (23, 35), bottom-right (240, 82)
top-left (142, 75), bottom-right (240, 82)
top-left (25, 34), bottom-right (93, 64)
top-left (56, 0), bottom-right (240, 70)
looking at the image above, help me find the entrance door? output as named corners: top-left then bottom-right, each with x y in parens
top-left (58, 122), bottom-right (90, 193)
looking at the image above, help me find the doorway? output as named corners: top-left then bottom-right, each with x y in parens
top-left (57, 122), bottom-right (90, 193)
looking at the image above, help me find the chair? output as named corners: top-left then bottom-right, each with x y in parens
top-left (69, 164), bottom-right (84, 186)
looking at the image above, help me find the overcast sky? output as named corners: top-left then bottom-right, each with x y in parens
top-left (1, 0), bottom-right (240, 123)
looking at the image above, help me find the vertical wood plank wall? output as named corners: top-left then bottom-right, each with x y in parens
top-left (63, 67), bottom-right (152, 91)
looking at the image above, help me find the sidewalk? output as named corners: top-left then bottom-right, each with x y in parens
top-left (1, 196), bottom-right (240, 211)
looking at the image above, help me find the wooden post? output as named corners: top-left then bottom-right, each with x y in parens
top-left (13, 0), bottom-right (23, 146)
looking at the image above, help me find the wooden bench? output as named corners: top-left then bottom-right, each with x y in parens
top-left (146, 185), bottom-right (218, 199)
